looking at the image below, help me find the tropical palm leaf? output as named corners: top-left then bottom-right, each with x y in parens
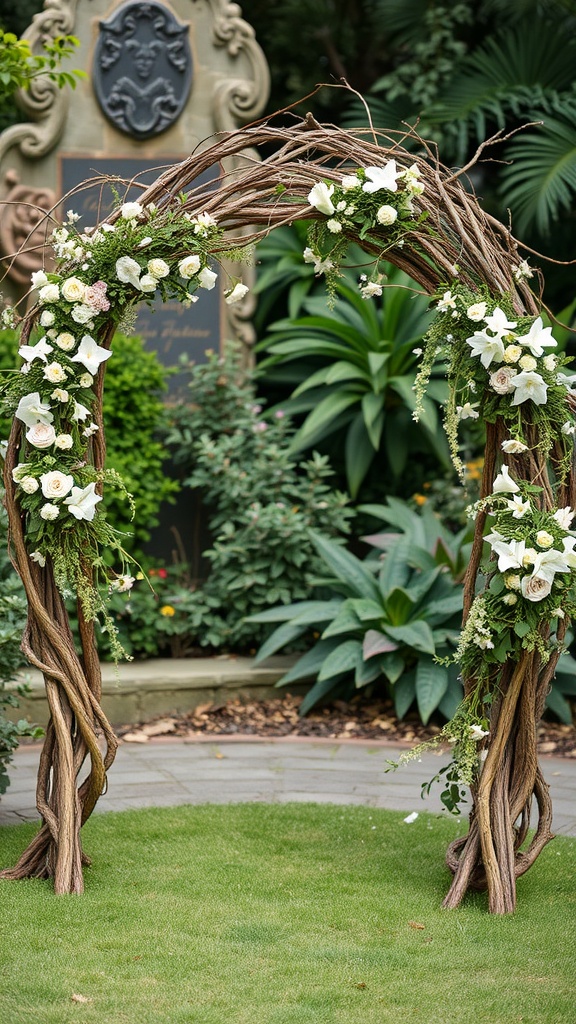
top-left (500, 105), bottom-right (576, 234)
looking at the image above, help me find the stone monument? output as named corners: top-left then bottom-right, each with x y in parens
top-left (0, 0), bottom-right (270, 370)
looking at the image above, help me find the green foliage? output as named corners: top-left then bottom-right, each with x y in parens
top-left (0, 28), bottom-right (84, 129)
top-left (257, 274), bottom-right (449, 497)
top-left (0, 503), bottom-right (42, 795)
top-left (251, 527), bottom-right (464, 722)
top-left (101, 333), bottom-right (178, 562)
top-left (102, 348), bottom-right (354, 657)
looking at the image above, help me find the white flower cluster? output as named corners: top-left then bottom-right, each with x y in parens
top-left (484, 466), bottom-right (576, 605)
top-left (304, 161), bottom-right (424, 288)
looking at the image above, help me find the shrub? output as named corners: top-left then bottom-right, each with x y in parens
top-left (103, 348), bottom-right (354, 658)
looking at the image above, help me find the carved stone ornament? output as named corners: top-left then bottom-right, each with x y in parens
top-left (93, 2), bottom-right (193, 140)
top-left (0, 171), bottom-right (55, 284)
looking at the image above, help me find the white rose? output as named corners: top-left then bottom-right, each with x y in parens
top-left (178, 254), bottom-right (201, 279)
top-left (489, 366), bottom-right (517, 394)
top-left (55, 434), bottom-right (73, 450)
top-left (40, 503), bottom-right (60, 521)
top-left (51, 388), bottom-right (69, 403)
top-left (26, 423), bottom-right (56, 449)
top-left (55, 333), bottom-right (76, 351)
top-left (521, 575), bottom-right (552, 602)
top-left (139, 274), bottom-right (158, 293)
top-left (40, 470), bottom-right (74, 499)
top-left (198, 267), bottom-right (217, 290)
top-left (341, 174), bottom-right (361, 190)
top-left (38, 283), bottom-right (59, 304)
top-left (31, 270), bottom-right (48, 289)
top-left (40, 310), bottom-right (55, 327)
top-left (43, 362), bottom-right (67, 383)
top-left (326, 219), bottom-right (342, 233)
top-left (543, 354), bottom-right (557, 371)
top-left (376, 204), bottom-right (398, 226)
top-left (71, 304), bottom-right (95, 325)
top-left (467, 302), bottom-right (487, 321)
top-left (147, 258), bottom-right (170, 279)
top-left (536, 531), bottom-right (554, 549)
top-left (61, 277), bottom-right (87, 303)
top-left (519, 355), bottom-right (537, 372)
top-left (120, 201), bottom-right (143, 220)
top-left (115, 256), bottom-right (142, 290)
top-left (79, 373), bottom-right (93, 389)
top-left (20, 476), bottom-right (39, 494)
top-left (224, 283), bottom-right (249, 305)
top-left (503, 345), bottom-right (522, 364)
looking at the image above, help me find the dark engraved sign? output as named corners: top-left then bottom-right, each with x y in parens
top-left (58, 156), bottom-right (220, 397)
top-left (93, 2), bottom-right (193, 140)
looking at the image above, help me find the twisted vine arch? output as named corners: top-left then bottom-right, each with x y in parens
top-left (1, 115), bottom-right (573, 912)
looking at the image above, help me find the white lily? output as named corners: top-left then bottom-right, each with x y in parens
top-left (362, 162), bottom-right (400, 193)
top-left (491, 538), bottom-right (527, 572)
top-left (307, 181), bottom-right (335, 215)
top-left (15, 392), bottom-right (53, 428)
top-left (71, 336), bottom-right (113, 375)
top-left (492, 465), bottom-right (520, 493)
top-left (506, 495), bottom-right (531, 519)
top-left (466, 331), bottom-right (505, 368)
top-left (510, 370), bottom-right (548, 406)
top-left (483, 307), bottom-right (517, 337)
top-left (18, 337), bottom-right (53, 365)
top-left (64, 482), bottom-right (102, 522)
top-left (515, 316), bottom-right (556, 357)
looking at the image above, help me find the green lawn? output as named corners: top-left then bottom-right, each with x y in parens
top-left (1, 803), bottom-right (575, 1024)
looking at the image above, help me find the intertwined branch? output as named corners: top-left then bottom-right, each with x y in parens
top-left (2, 114), bottom-right (565, 908)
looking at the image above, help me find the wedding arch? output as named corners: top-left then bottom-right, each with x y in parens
top-left (1, 114), bottom-right (574, 912)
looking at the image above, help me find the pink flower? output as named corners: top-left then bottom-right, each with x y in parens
top-left (84, 281), bottom-right (110, 312)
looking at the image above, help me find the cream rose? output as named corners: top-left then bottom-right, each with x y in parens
top-left (61, 277), bottom-right (87, 303)
top-left (55, 433), bottom-right (73, 450)
top-left (71, 304), bottom-right (95, 325)
top-left (120, 201), bottom-right (143, 220)
top-left (521, 575), bottom-right (552, 602)
top-left (20, 476), bottom-right (39, 494)
top-left (55, 333), bottom-right (76, 351)
top-left (39, 503), bottom-right (59, 521)
top-left (26, 423), bottom-right (56, 449)
top-left (40, 470), bottom-right (74, 500)
top-left (178, 254), bottom-right (201, 279)
top-left (43, 362), bottom-right (67, 383)
top-left (536, 530), bottom-right (554, 549)
top-left (376, 204), bottom-right (398, 226)
top-left (38, 283), bottom-right (59, 304)
top-left (147, 258), bottom-right (170, 279)
top-left (40, 310), bottom-right (55, 327)
top-left (489, 366), bottom-right (517, 394)
top-left (139, 274), bottom-right (157, 293)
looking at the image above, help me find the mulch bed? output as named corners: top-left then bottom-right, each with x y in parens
top-left (118, 693), bottom-right (576, 757)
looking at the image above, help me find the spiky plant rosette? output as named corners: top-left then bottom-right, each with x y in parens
top-left (1, 199), bottom-right (242, 641)
top-left (413, 284), bottom-right (576, 476)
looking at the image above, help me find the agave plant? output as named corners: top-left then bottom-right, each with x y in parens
top-left (257, 274), bottom-right (449, 497)
top-left (250, 529), bottom-right (464, 722)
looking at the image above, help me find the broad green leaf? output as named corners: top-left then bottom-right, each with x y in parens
top-left (379, 651), bottom-right (405, 684)
top-left (299, 674), bottom-right (349, 716)
top-left (361, 392), bottom-right (385, 449)
top-left (248, 600), bottom-right (343, 624)
top-left (322, 602), bottom-right (363, 638)
top-left (438, 667), bottom-right (464, 720)
top-left (255, 621), bottom-right (309, 663)
top-left (393, 671), bottom-right (416, 718)
top-left (355, 657), bottom-right (384, 688)
top-left (416, 658), bottom-right (449, 725)
top-left (425, 592), bottom-right (464, 622)
top-left (384, 620), bottom-right (436, 655)
top-left (309, 530), bottom-right (381, 602)
top-left (378, 538), bottom-right (412, 593)
top-left (278, 639), bottom-right (341, 685)
top-left (318, 639), bottom-right (363, 681)
top-left (345, 413), bottom-right (378, 499)
top-left (383, 586), bottom-right (415, 625)
top-left (293, 392), bottom-right (360, 447)
top-left (363, 629), bottom-right (399, 660)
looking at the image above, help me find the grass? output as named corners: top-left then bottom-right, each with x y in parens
top-left (1, 803), bottom-right (575, 1024)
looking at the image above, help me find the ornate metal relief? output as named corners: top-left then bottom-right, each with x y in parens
top-left (0, 171), bottom-right (55, 284)
top-left (93, 2), bottom-right (193, 140)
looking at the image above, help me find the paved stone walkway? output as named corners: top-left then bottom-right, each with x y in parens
top-left (1, 737), bottom-right (575, 835)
